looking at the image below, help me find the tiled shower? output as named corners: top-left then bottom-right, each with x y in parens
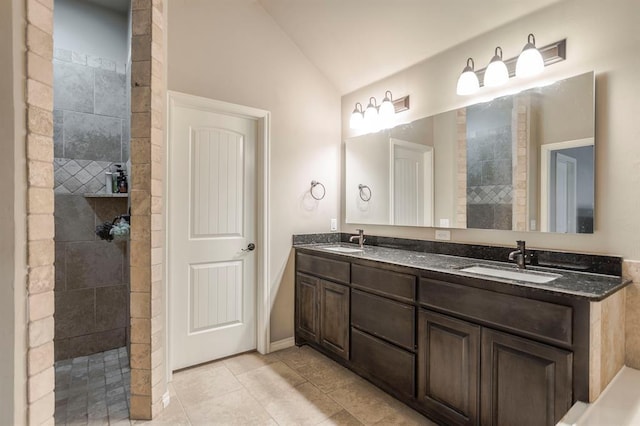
top-left (53, 46), bottom-right (131, 360)
top-left (53, 0), bottom-right (133, 423)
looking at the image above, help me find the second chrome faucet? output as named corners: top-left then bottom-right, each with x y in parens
top-left (349, 228), bottom-right (366, 249)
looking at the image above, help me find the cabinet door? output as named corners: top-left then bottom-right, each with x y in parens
top-left (418, 310), bottom-right (480, 426)
top-left (481, 328), bottom-right (572, 426)
top-left (295, 273), bottom-right (319, 344)
top-left (319, 280), bottom-right (350, 359)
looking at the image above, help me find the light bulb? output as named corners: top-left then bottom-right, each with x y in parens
top-left (484, 46), bottom-right (509, 87)
top-left (349, 102), bottom-right (364, 129)
top-left (516, 34), bottom-right (544, 78)
top-left (364, 97), bottom-right (378, 131)
top-left (379, 91), bottom-right (395, 128)
top-left (456, 58), bottom-right (480, 95)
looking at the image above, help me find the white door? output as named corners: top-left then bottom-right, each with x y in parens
top-left (169, 100), bottom-right (257, 370)
top-left (389, 139), bottom-right (434, 227)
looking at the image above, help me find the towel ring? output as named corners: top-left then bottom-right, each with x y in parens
top-left (310, 180), bottom-right (326, 200)
top-left (358, 184), bottom-right (372, 202)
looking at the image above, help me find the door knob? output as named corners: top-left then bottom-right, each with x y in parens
top-left (242, 243), bottom-right (256, 252)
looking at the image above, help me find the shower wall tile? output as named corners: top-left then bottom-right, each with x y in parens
top-left (481, 159), bottom-right (511, 185)
top-left (63, 111), bottom-right (122, 162)
top-left (55, 241), bottom-right (66, 291)
top-left (55, 328), bottom-right (126, 361)
top-left (94, 198), bottom-right (128, 225)
top-left (95, 69), bottom-right (127, 118)
top-left (96, 285), bottom-right (128, 331)
top-left (65, 241), bottom-right (124, 289)
top-left (54, 288), bottom-right (95, 339)
top-left (53, 110), bottom-right (63, 157)
top-left (53, 50), bottom-right (131, 361)
top-left (54, 195), bottom-right (95, 242)
top-left (53, 61), bottom-right (94, 114)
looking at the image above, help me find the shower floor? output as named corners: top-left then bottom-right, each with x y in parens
top-left (54, 347), bottom-right (131, 425)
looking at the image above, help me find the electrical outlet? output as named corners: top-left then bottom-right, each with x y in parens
top-left (330, 218), bottom-right (337, 231)
top-left (435, 229), bottom-right (451, 240)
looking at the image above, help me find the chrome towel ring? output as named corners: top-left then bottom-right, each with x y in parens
top-left (358, 184), bottom-right (372, 201)
top-left (310, 180), bottom-right (326, 200)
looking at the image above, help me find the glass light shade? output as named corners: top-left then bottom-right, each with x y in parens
top-left (516, 44), bottom-right (544, 78)
top-left (349, 111), bottom-right (364, 129)
top-left (484, 48), bottom-right (509, 87)
top-left (379, 99), bottom-right (395, 120)
top-left (364, 98), bottom-right (378, 131)
top-left (457, 58), bottom-right (479, 95)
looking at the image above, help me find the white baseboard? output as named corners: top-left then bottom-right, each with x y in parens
top-left (269, 337), bottom-right (295, 353)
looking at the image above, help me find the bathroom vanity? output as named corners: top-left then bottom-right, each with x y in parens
top-left (293, 240), bottom-right (629, 426)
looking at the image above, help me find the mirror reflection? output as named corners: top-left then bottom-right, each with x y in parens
top-left (345, 71), bottom-right (594, 233)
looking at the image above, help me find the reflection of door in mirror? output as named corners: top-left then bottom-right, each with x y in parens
top-left (553, 153), bottom-right (577, 233)
top-left (540, 139), bottom-right (594, 233)
top-left (389, 138), bottom-right (434, 226)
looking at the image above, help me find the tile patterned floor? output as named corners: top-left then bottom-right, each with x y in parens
top-left (55, 347), bottom-right (131, 425)
top-left (55, 345), bottom-right (436, 425)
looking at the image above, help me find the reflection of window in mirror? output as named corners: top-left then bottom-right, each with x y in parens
top-left (540, 141), bottom-right (594, 233)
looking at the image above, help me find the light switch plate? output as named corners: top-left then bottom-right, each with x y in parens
top-left (330, 218), bottom-right (337, 231)
top-left (435, 229), bottom-right (451, 240)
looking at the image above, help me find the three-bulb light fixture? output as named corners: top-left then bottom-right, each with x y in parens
top-left (456, 33), bottom-right (545, 95)
top-left (350, 90), bottom-right (398, 131)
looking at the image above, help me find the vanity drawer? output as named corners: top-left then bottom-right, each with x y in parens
top-left (352, 289), bottom-right (415, 351)
top-left (351, 327), bottom-right (415, 400)
top-left (297, 253), bottom-right (350, 284)
top-left (351, 264), bottom-right (415, 302)
top-left (419, 278), bottom-right (573, 346)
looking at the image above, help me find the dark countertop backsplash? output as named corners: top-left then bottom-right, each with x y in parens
top-left (292, 232), bottom-right (622, 277)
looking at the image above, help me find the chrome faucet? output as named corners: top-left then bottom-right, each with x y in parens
top-left (349, 229), bottom-right (365, 249)
top-left (508, 240), bottom-right (528, 269)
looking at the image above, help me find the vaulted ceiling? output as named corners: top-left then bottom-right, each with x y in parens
top-left (259, 0), bottom-right (563, 94)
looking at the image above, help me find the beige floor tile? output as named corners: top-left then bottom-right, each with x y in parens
top-left (274, 345), bottom-right (327, 370)
top-left (132, 397), bottom-right (190, 425)
top-left (237, 361), bottom-right (307, 402)
top-left (173, 364), bottom-right (243, 410)
top-left (318, 409), bottom-right (364, 425)
top-left (223, 351), bottom-right (280, 376)
top-left (294, 353), bottom-right (360, 394)
top-left (260, 382), bottom-right (343, 425)
top-left (328, 379), bottom-right (400, 424)
top-left (185, 388), bottom-right (276, 426)
top-left (374, 401), bottom-right (436, 425)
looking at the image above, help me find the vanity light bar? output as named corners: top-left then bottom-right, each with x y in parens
top-left (475, 39), bottom-right (566, 87)
top-left (392, 95), bottom-right (410, 113)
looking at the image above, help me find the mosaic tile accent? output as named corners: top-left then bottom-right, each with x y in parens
top-left (467, 184), bottom-right (513, 205)
top-left (54, 158), bottom-right (122, 195)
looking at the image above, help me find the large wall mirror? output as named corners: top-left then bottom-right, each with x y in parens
top-left (345, 71), bottom-right (595, 233)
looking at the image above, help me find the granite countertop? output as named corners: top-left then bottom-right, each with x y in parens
top-left (295, 243), bottom-right (631, 301)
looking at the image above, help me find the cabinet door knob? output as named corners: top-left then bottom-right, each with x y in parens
top-left (242, 243), bottom-right (256, 252)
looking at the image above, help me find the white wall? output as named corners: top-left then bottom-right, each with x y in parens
top-left (54, 0), bottom-right (129, 62)
top-left (0, 0), bottom-right (27, 424)
top-left (166, 0), bottom-right (341, 342)
top-left (342, 0), bottom-right (640, 260)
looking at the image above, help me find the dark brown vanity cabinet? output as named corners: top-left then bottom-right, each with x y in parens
top-left (418, 310), bottom-right (480, 426)
top-left (295, 249), bottom-right (586, 426)
top-left (419, 276), bottom-right (575, 426)
top-left (480, 328), bottom-right (572, 426)
top-left (295, 253), bottom-right (351, 360)
top-left (350, 265), bottom-right (417, 399)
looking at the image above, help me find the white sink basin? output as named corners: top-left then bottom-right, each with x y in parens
top-left (323, 246), bottom-right (363, 254)
top-left (460, 265), bottom-right (561, 284)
